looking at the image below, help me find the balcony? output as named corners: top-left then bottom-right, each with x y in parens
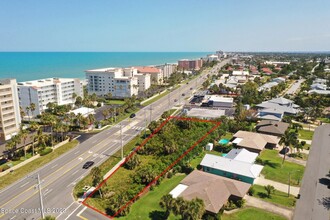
top-left (0, 102), bottom-right (13, 108)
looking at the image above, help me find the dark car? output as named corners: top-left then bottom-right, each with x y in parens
top-left (174, 99), bottom-right (178, 102)
top-left (190, 87), bottom-right (193, 90)
top-left (182, 93), bottom-right (185, 96)
top-left (0, 158), bottom-right (8, 166)
top-left (279, 147), bottom-right (289, 155)
top-left (186, 82), bottom-right (189, 84)
top-left (130, 113), bottom-right (136, 118)
top-left (83, 161), bottom-right (94, 169)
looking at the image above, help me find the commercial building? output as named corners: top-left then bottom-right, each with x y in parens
top-left (0, 79), bottom-right (21, 141)
top-left (18, 78), bottom-right (83, 116)
top-left (178, 59), bottom-right (203, 70)
top-left (169, 170), bottom-right (250, 214)
top-left (185, 108), bottom-right (226, 119)
top-left (202, 95), bottom-right (234, 108)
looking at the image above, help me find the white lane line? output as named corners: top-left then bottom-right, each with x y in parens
top-left (92, 140), bottom-right (97, 144)
top-left (77, 206), bottom-right (87, 217)
top-left (72, 170), bottom-right (79, 175)
top-left (51, 164), bottom-right (58, 169)
top-left (64, 203), bottom-right (82, 220)
top-left (9, 215), bottom-right (16, 220)
top-left (74, 150), bottom-right (80, 155)
top-left (19, 181), bottom-right (30, 188)
top-left (56, 201), bottom-right (75, 218)
top-left (44, 188), bottom-right (53, 196)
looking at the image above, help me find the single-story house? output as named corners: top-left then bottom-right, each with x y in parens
top-left (169, 170), bottom-right (250, 214)
top-left (202, 95), bottom-right (234, 108)
top-left (225, 148), bottom-right (258, 163)
top-left (232, 130), bottom-right (280, 153)
top-left (256, 120), bottom-right (289, 137)
top-left (200, 154), bottom-right (264, 184)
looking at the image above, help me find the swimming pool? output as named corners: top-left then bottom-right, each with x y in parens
top-left (218, 139), bottom-right (229, 145)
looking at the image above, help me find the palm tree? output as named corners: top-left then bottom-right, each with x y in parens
top-left (5, 140), bottom-right (15, 159)
top-left (69, 112), bottom-right (76, 126)
top-left (159, 195), bottom-right (174, 217)
top-left (30, 103), bottom-right (36, 118)
top-left (36, 128), bottom-right (48, 150)
top-left (102, 109), bottom-right (109, 120)
top-left (76, 113), bottom-right (84, 128)
top-left (42, 215), bottom-right (56, 220)
top-left (19, 106), bottom-right (26, 120)
top-left (279, 130), bottom-right (298, 164)
top-left (264, 185), bottom-right (275, 198)
top-left (20, 128), bottom-right (29, 159)
top-left (26, 106), bottom-right (31, 121)
top-left (41, 113), bottom-right (57, 147)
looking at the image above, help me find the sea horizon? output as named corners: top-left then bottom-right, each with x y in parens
top-left (0, 52), bottom-right (211, 82)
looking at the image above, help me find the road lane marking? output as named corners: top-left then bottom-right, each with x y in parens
top-left (51, 164), bottom-right (58, 169)
top-left (77, 207), bottom-right (88, 220)
top-left (74, 150), bottom-right (80, 155)
top-left (19, 182), bottom-right (30, 188)
top-left (64, 204), bottom-right (82, 220)
top-left (56, 201), bottom-right (75, 219)
top-left (72, 170), bottom-right (79, 175)
top-left (43, 188), bottom-right (53, 196)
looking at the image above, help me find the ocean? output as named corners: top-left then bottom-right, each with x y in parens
top-left (0, 52), bottom-right (210, 82)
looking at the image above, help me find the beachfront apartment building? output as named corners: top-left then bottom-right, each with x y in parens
top-left (18, 78), bottom-right (83, 116)
top-left (134, 66), bottom-right (163, 85)
top-left (178, 59), bottom-right (203, 70)
top-left (86, 67), bottom-right (150, 98)
top-left (156, 63), bottom-right (177, 79)
top-left (0, 79), bottom-right (21, 141)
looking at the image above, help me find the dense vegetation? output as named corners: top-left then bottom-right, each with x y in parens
top-left (85, 118), bottom-right (221, 217)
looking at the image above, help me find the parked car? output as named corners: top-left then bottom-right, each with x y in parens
top-left (0, 158), bottom-right (8, 166)
top-left (83, 161), bottom-right (94, 169)
top-left (279, 147), bottom-right (289, 155)
top-left (182, 93), bottom-right (185, 96)
top-left (130, 113), bottom-right (136, 118)
top-left (174, 99), bottom-right (178, 102)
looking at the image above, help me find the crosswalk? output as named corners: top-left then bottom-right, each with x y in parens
top-left (131, 126), bottom-right (145, 131)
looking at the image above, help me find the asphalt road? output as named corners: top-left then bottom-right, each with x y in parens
top-left (293, 124), bottom-right (330, 220)
top-left (285, 79), bottom-right (305, 95)
top-left (0, 60), bottom-right (229, 220)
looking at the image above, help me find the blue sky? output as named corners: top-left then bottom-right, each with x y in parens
top-left (0, 0), bottom-right (329, 52)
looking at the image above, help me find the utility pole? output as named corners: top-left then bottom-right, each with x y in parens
top-left (120, 123), bottom-right (123, 159)
top-left (288, 172), bottom-right (291, 197)
top-left (37, 173), bottom-right (45, 219)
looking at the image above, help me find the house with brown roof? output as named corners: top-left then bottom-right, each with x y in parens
top-left (256, 120), bottom-right (289, 137)
top-left (232, 130), bottom-right (280, 153)
top-left (169, 170), bottom-right (250, 214)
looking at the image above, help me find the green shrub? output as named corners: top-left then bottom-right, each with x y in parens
top-left (235, 199), bottom-right (246, 208)
top-left (248, 186), bottom-right (255, 196)
top-left (40, 147), bottom-right (53, 156)
top-left (255, 157), bottom-right (263, 165)
top-left (0, 164), bottom-right (10, 172)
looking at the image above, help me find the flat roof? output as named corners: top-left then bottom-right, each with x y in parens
top-left (186, 108), bottom-right (226, 119)
top-left (18, 78), bottom-right (78, 86)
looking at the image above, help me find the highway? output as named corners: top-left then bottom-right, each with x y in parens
top-left (0, 59), bottom-right (229, 220)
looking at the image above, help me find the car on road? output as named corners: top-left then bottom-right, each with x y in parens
top-left (182, 93), bottom-right (185, 96)
top-left (174, 99), bottom-right (178, 102)
top-left (130, 113), bottom-right (136, 118)
top-left (83, 161), bottom-right (94, 169)
top-left (190, 87), bottom-right (193, 90)
top-left (186, 82), bottom-right (189, 84)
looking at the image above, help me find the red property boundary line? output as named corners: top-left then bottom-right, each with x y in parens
top-left (82, 116), bottom-right (221, 219)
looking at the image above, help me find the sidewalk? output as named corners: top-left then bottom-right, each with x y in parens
top-left (278, 154), bottom-right (307, 166)
top-left (255, 175), bottom-right (300, 197)
top-left (245, 195), bottom-right (293, 219)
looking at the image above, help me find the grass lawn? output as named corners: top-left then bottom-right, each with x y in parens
top-left (221, 132), bottom-right (233, 140)
top-left (73, 133), bottom-right (145, 199)
top-left (252, 184), bottom-right (296, 207)
top-left (298, 129), bottom-right (314, 140)
top-left (222, 207), bottom-right (286, 220)
top-left (259, 149), bottom-right (304, 186)
top-left (168, 109), bottom-right (177, 116)
top-left (104, 99), bottom-right (126, 105)
top-left (118, 174), bottom-right (186, 220)
top-left (0, 140), bottom-right (79, 190)
top-left (303, 143), bottom-right (311, 150)
top-left (142, 90), bottom-right (170, 106)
